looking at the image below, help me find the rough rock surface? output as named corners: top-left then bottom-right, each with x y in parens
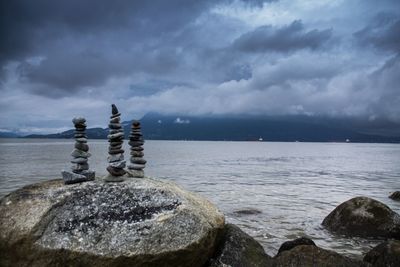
top-left (0, 178), bottom-right (225, 267)
top-left (277, 237), bottom-right (316, 255)
top-left (389, 191), bottom-right (400, 201)
top-left (363, 240), bottom-right (400, 267)
top-left (208, 224), bottom-right (273, 267)
top-left (322, 197), bottom-right (400, 239)
top-left (274, 245), bottom-right (365, 267)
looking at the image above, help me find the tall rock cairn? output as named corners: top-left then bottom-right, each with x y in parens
top-left (61, 117), bottom-right (95, 184)
top-left (105, 104), bottom-right (126, 182)
top-left (127, 121), bottom-right (146, 178)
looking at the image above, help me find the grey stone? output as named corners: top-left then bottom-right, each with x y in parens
top-left (71, 163), bottom-right (89, 172)
top-left (108, 123), bottom-right (122, 129)
top-left (126, 169), bottom-right (144, 178)
top-left (130, 157), bottom-right (146, 164)
top-left (128, 164), bottom-right (145, 170)
top-left (0, 178), bottom-right (225, 267)
top-left (80, 170), bottom-right (96, 180)
top-left (75, 142), bottom-right (89, 152)
top-left (208, 224), bottom-right (273, 267)
top-left (109, 129), bottom-right (124, 134)
top-left (322, 196), bottom-right (400, 239)
top-left (129, 140), bottom-right (144, 147)
top-left (110, 117), bottom-right (120, 123)
top-left (107, 166), bottom-right (126, 176)
top-left (109, 160), bottom-right (126, 169)
top-left (130, 151), bottom-right (144, 157)
top-left (70, 149), bottom-right (91, 158)
top-left (71, 157), bottom-right (88, 164)
top-left (62, 170), bottom-right (90, 185)
top-left (75, 137), bottom-right (87, 143)
top-left (131, 146), bottom-right (144, 151)
top-left (109, 148), bottom-right (124, 155)
top-left (107, 132), bottom-right (124, 140)
top-left (363, 240), bottom-right (400, 267)
top-left (111, 104), bottom-right (119, 115)
top-left (72, 117), bottom-right (86, 124)
top-left (108, 153), bottom-right (124, 162)
top-left (103, 174), bottom-right (125, 182)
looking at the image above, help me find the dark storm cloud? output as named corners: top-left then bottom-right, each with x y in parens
top-left (354, 13), bottom-right (400, 52)
top-left (233, 20), bottom-right (333, 53)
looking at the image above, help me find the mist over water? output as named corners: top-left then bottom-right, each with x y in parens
top-left (1, 139), bottom-right (399, 258)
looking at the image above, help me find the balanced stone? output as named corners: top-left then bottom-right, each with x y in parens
top-left (62, 117), bottom-right (95, 184)
top-left (126, 120), bottom-right (146, 178)
top-left (105, 104), bottom-right (126, 182)
top-left (75, 142), bottom-right (89, 152)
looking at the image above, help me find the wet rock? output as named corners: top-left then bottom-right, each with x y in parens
top-left (61, 171), bottom-right (88, 184)
top-left (363, 240), bottom-right (400, 267)
top-left (274, 244), bottom-right (365, 267)
top-left (0, 178), bottom-right (225, 267)
top-left (389, 191), bottom-right (400, 201)
top-left (322, 197), bottom-right (400, 239)
top-left (277, 237), bottom-right (316, 255)
top-left (208, 224), bottom-right (273, 267)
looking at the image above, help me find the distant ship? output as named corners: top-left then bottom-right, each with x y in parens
top-left (258, 137), bottom-right (263, 141)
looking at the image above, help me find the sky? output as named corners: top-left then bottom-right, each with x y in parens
top-left (0, 0), bottom-right (399, 134)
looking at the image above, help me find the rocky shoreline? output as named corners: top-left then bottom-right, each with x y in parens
top-left (0, 178), bottom-right (399, 266)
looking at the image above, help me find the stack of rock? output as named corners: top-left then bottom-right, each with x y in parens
top-left (127, 121), bottom-right (146, 178)
top-left (105, 104), bottom-right (126, 182)
top-left (61, 117), bottom-right (95, 184)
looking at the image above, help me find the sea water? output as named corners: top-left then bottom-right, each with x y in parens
top-left (1, 138), bottom-right (399, 258)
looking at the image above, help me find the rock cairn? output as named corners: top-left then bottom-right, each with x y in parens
top-left (61, 117), bottom-right (95, 184)
top-left (105, 104), bottom-right (126, 182)
top-left (127, 121), bottom-right (146, 178)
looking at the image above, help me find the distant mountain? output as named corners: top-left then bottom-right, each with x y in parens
top-left (0, 131), bottom-right (19, 138)
top-left (21, 114), bottom-right (400, 143)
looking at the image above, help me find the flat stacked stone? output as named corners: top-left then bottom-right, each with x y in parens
top-left (61, 117), bottom-right (95, 184)
top-left (127, 121), bottom-right (146, 178)
top-left (105, 104), bottom-right (126, 182)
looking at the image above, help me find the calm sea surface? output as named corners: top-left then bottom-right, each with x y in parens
top-left (0, 138), bottom-right (399, 258)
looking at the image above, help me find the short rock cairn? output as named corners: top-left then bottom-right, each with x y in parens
top-left (61, 117), bottom-right (95, 184)
top-left (105, 104), bottom-right (126, 182)
top-left (127, 121), bottom-right (146, 178)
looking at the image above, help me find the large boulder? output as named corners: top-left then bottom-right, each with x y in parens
top-left (208, 223), bottom-right (273, 267)
top-left (277, 237), bottom-right (316, 255)
top-left (363, 240), bottom-right (400, 267)
top-left (322, 197), bottom-right (400, 239)
top-left (0, 178), bottom-right (225, 267)
top-left (274, 244), bottom-right (365, 267)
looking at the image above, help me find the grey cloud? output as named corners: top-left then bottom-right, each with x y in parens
top-left (233, 20), bottom-right (333, 53)
top-left (354, 13), bottom-right (400, 52)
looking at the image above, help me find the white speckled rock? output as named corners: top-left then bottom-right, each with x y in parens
top-left (0, 178), bottom-right (225, 267)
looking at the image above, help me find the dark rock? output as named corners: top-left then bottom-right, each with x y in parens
top-left (71, 157), bottom-right (88, 164)
top-left (108, 123), bottom-right (122, 129)
top-left (233, 208), bottom-right (262, 216)
top-left (0, 178), bottom-right (224, 267)
top-left (277, 237), bottom-right (316, 255)
top-left (74, 134), bottom-right (87, 139)
top-left (389, 191), bottom-right (400, 201)
top-left (62, 170), bottom-right (95, 184)
top-left (72, 117), bottom-right (86, 124)
top-left (75, 137), bottom-right (87, 143)
top-left (322, 196), bottom-right (400, 239)
top-left (109, 129), bottom-right (123, 134)
top-left (108, 153), bottom-right (124, 163)
top-left (274, 244), bottom-right (364, 267)
top-left (108, 148), bottom-right (124, 155)
top-left (106, 166), bottom-right (126, 176)
top-left (130, 151), bottom-right (144, 157)
top-left (110, 117), bottom-right (120, 123)
top-left (70, 149), bottom-right (91, 158)
top-left (110, 112), bottom-right (121, 119)
top-left (129, 140), bottom-right (144, 147)
top-left (130, 157), bottom-right (146, 164)
top-left (108, 132), bottom-right (124, 140)
top-left (363, 240), bottom-right (400, 267)
top-left (109, 161), bottom-right (126, 169)
top-left (71, 163), bottom-right (89, 172)
top-left (111, 104), bottom-right (119, 115)
top-left (208, 224), bottom-right (273, 267)
top-left (75, 142), bottom-right (89, 152)
top-left (127, 164), bottom-right (145, 170)
top-left (131, 146), bottom-right (144, 151)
